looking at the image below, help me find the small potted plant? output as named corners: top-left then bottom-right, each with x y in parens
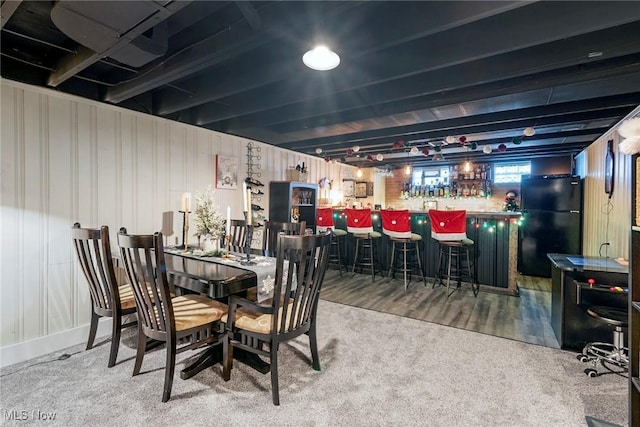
top-left (194, 186), bottom-right (225, 254)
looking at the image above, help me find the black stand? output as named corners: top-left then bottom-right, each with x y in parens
top-left (241, 211), bottom-right (256, 265)
top-left (178, 210), bottom-right (191, 250)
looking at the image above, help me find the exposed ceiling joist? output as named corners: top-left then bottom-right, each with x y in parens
top-left (47, 0), bottom-right (189, 87)
top-left (0, 0), bottom-right (22, 28)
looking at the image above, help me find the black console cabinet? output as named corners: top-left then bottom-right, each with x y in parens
top-left (549, 253), bottom-right (628, 350)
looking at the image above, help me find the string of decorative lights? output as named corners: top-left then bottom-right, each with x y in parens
top-left (317, 127), bottom-right (537, 163)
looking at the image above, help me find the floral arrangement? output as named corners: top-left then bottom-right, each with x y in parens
top-left (193, 186), bottom-right (226, 239)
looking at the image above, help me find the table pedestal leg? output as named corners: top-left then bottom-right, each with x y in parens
top-left (180, 341), bottom-right (270, 380)
top-left (180, 344), bottom-right (223, 380)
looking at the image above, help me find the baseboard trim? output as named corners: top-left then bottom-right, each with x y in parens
top-left (0, 318), bottom-right (113, 368)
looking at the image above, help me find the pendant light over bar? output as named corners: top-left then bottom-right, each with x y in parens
top-left (303, 45), bottom-right (340, 70)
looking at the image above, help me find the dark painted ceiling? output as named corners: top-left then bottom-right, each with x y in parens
top-left (2, 1), bottom-right (640, 169)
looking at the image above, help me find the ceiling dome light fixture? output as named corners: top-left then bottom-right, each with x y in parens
top-left (352, 145), bottom-right (360, 153)
top-left (376, 153), bottom-right (384, 161)
top-left (302, 45), bottom-right (340, 71)
top-left (523, 127), bottom-right (536, 137)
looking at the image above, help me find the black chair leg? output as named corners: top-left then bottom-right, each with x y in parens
top-left (223, 335), bottom-right (233, 381)
top-left (132, 322), bottom-right (146, 376)
top-left (270, 342), bottom-right (280, 406)
top-left (162, 340), bottom-right (176, 403)
top-left (86, 310), bottom-right (99, 350)
top-left (309, 320), bottom-right (321, 371)
top-left (108, 314), bottom-right (122, 367)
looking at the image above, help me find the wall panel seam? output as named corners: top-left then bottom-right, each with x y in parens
top-left (16, 87), bottom-right (25, 343)
top-left (41, 94), bottom-right (50, 335)
top-left (70, 101), bottom-right (78, 327)
top-left (116, 113), bottom-right (122, 238)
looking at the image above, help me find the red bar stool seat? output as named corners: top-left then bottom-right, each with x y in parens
top-left (316, 207), bottom-right (347, 275)
top-left (380, 209), bottom-right (426, 291)
top-left (428, 209), bottom-right (479, 297)
top-left (346, 208), bottom-right (381, 281)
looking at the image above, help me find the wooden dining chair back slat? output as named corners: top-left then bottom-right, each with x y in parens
top-left (117, 229), bottom-right (228, 402)
top-left (262, 220), bottom-right (306, 257)
top-left (71, 223), bottom-right (136, 368)
top-left (223, 230), bottom-right (332, 405)
top-left (229, 219), bottom-right (247, 252)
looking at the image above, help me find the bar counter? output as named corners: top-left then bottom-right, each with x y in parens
top-left (331, 209), bottom-right (522, 295)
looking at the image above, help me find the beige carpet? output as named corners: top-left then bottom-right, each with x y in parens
top-left (0, 300), bottom-right (627, 426)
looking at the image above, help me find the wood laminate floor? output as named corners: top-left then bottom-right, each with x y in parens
top-left (319, 269), bottom-right (559, 348)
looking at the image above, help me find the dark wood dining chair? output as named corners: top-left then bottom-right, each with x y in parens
top-left (262, 220), bottom-right (306, 257)
top-left (228, 219), bottom-right (247, 252)
top-left (117, 229), bottom-right (228, 402)
top-left (71, 223), bottom-right (137, 368)
top-left (223, 231), bottom-right (332, 405)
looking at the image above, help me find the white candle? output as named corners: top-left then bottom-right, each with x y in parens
top-left (181, 192), bottom-right (191, 211)
top-left (242, 182), bottom-right (248, 212)
top-left (226, 206), bottom-right (231, 234)
top-left (246, 187), bottom-right (253, 225)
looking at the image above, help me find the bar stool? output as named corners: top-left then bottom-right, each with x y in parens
top-left (346, 208), bottom-right (381, 281)
top-left (316, 207), bottom-right (347, 276)
top-left (380, 209), bottom-right (426, 291)
top-left (428, 209), bottom-right (479, 297)
top-left (577, 305), bottom-right (628, 377)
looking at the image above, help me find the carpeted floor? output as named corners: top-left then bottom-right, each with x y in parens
top-left (0, 300), bottom-right (627, 426)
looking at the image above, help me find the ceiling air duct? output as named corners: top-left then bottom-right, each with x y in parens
top-left (50, 1), bottom-right (168, 68)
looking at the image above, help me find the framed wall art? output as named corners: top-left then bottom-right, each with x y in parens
top-left (216, 155), bottom-right (239, 189)
top-left (355, 181), bottom-right (368, 198)
top-left (342, 179), bottom-right (354, 197)
top-left (366, 181), bottom-right (374, 196)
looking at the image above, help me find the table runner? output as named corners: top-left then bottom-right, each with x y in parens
top-left (164, 247), bottom-right (292, 302)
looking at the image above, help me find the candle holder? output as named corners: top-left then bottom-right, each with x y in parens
top-left (222, 234), bottom-right (233, 259)
top-left (179, 210), bottom-right (191, 252)
top-left (241, 211), bottom-right (256, 265)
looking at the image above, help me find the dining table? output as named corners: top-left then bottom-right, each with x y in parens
top-left (164, 247), bottom-right (282, 379)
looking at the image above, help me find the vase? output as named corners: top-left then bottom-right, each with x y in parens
top-left (203, 237), bottom-right (219, 252)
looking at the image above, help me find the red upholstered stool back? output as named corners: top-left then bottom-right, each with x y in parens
top-left (428, 210), bottom-right (467, 241)
top-left (380, 209), bottom-right (411, 239)
top-left (345, 208), bottom-right (373, 234)
top-left (316, 207), bottom-right (335, 233)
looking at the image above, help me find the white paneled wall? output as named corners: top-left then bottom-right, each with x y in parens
top-left (575, 106), bottom-right (640, 259)
top-left (0, 79), bottom-right (354, 361)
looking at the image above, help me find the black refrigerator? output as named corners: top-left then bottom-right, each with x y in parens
top-left (518, 175), bottom-right (583, 277)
